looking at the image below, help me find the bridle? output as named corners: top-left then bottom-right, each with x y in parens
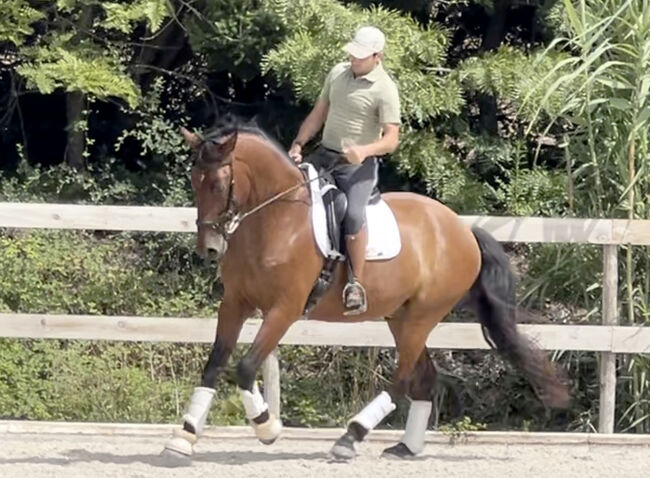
top-left (193, 138), bottom-right (337, 242)
top-left (193, 144), bottom-right (240, 239)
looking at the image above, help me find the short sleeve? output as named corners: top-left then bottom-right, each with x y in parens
top-left (318, 68), bottom-right (334, 102)
top-left (378, 80), bottom-right (401, 124)
top-left (318, 63), bottom-right (347, 102)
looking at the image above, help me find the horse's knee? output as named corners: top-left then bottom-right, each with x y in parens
top-left (236, 356), bottom-right (257, 391)
top-left (201, 338), bottom-right (233, 388)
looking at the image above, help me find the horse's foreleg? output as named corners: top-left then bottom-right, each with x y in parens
top-left (236, 305), bottom-right (298, 444)
top-left (162, 296), bottom-right (250, 463)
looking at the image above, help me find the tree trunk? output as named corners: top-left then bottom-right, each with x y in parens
top-left (134, 1), bottom-right (190, 91)
top-left (478, 0), bottom-right (510, 136)
top-left (64, 5), bottom-right (93, 170)
top-left (64, 90), bottom-right (86, 170)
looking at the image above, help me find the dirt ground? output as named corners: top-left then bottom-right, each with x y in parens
top-left (1, 430), bottom-right (649, 478)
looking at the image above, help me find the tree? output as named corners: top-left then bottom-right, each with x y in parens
top-left (1, 0), bottom-right (172, 169)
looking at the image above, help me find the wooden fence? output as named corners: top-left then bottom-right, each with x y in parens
top-left (1, 202), bottom-right (650, 433)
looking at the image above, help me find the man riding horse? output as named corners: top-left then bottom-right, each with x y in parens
top-left (288, 26), bottom-right (400, 315)
top-left (162, 26), bottom-right (569, 465)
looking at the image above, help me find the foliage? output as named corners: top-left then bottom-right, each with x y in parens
top-left (17, 46), bottom-right (140, 107)
top-left (115, 76), bottom-right (195, 206)
top-left (263, 0), bottom-right (461, 121)
top-left (184, 0), bottom-right (287, 82)
top-left (0, 0), bottom-right (44, 46)
top-left (523, 0), bottom-right (650, 432)
top-left (0, 230), bottom-right (217, 316)
top-left (4, 0), bottom-right (172, 105)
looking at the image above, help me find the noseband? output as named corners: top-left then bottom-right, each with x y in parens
top-left (194, 148), bottom-right (241, 240)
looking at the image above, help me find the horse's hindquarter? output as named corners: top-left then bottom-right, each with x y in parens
top-left (382, 192), bottom-right (482, 307)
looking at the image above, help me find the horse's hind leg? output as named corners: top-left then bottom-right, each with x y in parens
top-left (329, 304), bottom-right (448, 461)
top-left (162, 295), bottom-right (250, 464)
top-left (382, 348), bottom-right (436, 459)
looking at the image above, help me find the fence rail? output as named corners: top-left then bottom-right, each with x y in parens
top-left (2, 314), bottom-right (650, 353)
top-left (2, 202), bottom-right (650, 433)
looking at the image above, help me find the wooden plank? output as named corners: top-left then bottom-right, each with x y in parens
top-left (462, 216), bottom-right (615, 244)
top-left (2, 203), bottom-right (650, 245)
top-left (599, 245), bottom-right (618, 434)
top-left (0, 203), bottom-right (195, 232)
top-left (612, 327), bottom-right (650, 354)
top-left (462, 216), bottom-right (650, 245)
top-left (2, 313), bottom-right (649, 353)
top-left (611, 220), bottom-right (650, 245)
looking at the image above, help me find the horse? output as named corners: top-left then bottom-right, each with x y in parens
top-left (161, 120), bottom-right (569, 464)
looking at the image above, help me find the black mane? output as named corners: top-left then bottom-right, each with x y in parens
top-left (203, 115), bottom-right (294, 166)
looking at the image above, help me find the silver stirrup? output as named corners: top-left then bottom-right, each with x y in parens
top-left (342, 280), bottom-right (367, 315)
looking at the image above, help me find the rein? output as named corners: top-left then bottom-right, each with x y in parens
top-left (196, 156), bottom-right (336, 240)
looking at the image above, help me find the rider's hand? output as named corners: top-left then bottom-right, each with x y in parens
top-left (288, 142), bottom-right (303, 163)
top-left (342, 144), bottom-right (366, 165)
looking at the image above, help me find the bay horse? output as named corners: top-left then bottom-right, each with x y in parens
top-left (162, 121), bottom-right (569, 464)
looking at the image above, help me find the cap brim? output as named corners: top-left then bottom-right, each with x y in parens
top-left (345, 41), bottom-right (374, 59)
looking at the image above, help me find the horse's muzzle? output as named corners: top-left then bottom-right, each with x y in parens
top-left (197, 231), bottom-right (228, 261)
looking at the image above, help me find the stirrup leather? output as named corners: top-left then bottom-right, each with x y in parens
top-left (342, 279), bottom-right (367, 315)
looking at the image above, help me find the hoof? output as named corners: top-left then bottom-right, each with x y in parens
top-left (381, 442), bottom-right (417, 460)
top-left (259, 436), bottom-right (279, 445)
top-left (159, 428), bottom-right (196, 467)
top-left (329, 433), bottom-right (357, 461)
top-left (159, 447), bottom-right (192, 468)
top-left (253, 413), bottom-right (282, 444)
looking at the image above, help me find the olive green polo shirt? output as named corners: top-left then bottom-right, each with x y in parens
top-left (319, 62), bottom-right (400, 152)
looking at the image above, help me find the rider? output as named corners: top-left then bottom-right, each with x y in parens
top-left (288, 26), bottom-right (401, 315)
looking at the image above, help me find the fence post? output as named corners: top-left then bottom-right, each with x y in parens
top-left (262, 349), bottom-right (281, 417)
top-left (599, 244), bottom-right (618, 433)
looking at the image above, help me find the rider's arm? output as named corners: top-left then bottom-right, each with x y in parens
top-left (361, 123), bottom-right (399, 157)
top-left (356, 78), bottom-right (400, 159)
top-left (292, 98), bottom-right (330, 148)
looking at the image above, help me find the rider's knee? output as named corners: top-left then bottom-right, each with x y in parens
top-left (344, 213), bottom-right (365, 236)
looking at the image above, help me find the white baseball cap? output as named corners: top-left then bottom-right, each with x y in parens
top-left (345, 26), bottom-right (385, 59)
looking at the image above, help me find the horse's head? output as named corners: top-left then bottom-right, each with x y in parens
top-left (182, 126), bottom-right (239, 261)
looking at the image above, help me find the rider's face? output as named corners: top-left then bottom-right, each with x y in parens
top-left (349, 53), bottom-right (381, 76)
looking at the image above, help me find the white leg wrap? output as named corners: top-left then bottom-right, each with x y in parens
top-left (350, 391), bottom-right (396, 431)
top-left (240, 382), bottom-right (269, 419)
top-left (182, 387), bottom-right (216, 435)
top-left (400, 400), bottom-right (432, 455)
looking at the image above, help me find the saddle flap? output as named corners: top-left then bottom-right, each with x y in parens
top-left (301, 163), bottom-right (401, 261)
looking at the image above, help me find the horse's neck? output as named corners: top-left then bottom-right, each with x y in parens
top-left (237, 134), bottom-right (304, 207)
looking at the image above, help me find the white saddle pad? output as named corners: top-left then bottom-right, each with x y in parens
top-left (302, 163), bottom-right (401, 261)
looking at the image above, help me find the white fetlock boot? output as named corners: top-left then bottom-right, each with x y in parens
top-left (240, 382), bottom-right (283, 444)
top-left (162, 387), bottom-right (216, 462)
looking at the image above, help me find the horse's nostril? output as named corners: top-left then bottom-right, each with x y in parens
top-left (205, 247), bottom-right (222, 262)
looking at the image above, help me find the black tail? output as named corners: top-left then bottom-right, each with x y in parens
top-left (470, 227), bottom-right (569, 409)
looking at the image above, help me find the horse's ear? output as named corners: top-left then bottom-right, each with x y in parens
top-left (217, 131), bottom-right (238, 157)
top-left (181, 127), bottom-right (202, 151)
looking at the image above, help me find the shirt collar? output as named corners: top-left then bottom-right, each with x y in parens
top-left (347, 62), bottom-right (383, 83)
